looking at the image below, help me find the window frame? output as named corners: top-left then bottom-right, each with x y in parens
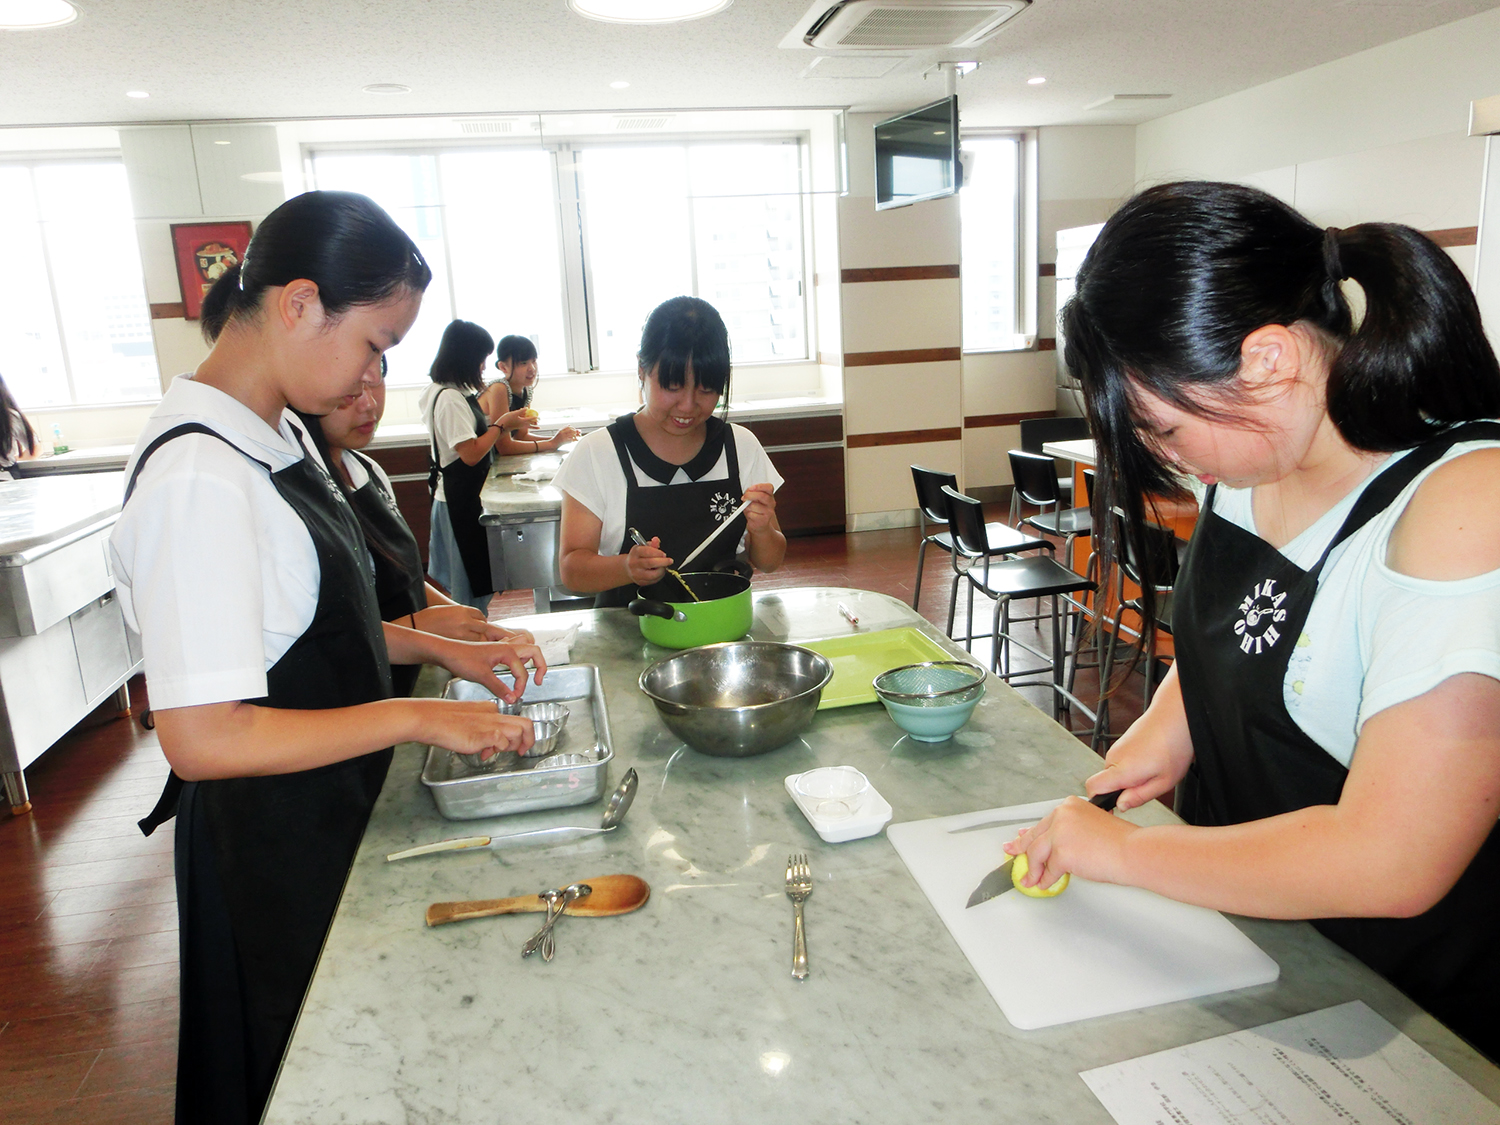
top-left (957, 127), bottom-right (1038, 355)
top-left (0, 152), bottom-right (159, 410)
top-left (304, 132), bottom-right (815, 378)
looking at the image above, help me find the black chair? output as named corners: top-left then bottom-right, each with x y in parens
top-left (942, 485), bottom-right (1096, 721)
top-left (909, 465), bottom-right (1052, 630)
top-left (1020, 416), bottom-right (1090, 504)
top-left (1008, 449), bottom-right (1094, 566)
top-left (1092, 511), bottom-right (1183, 751)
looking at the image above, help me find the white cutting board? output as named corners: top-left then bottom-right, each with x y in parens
top-left (887, 800), bottom-right (1280, 1030)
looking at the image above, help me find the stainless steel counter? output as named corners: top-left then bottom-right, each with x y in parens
top-left (0, 473), bottom-right (141, 812)
top-left (263, 588), bottom-right (1500, 1123)
top-left (478, 455), bottom-right (568, 610)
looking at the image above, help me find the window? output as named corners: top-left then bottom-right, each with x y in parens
top-left (308, 138), bottom-right (808, 382)
top-left (959, 134), bottom-right (1024, 352)
top-left (0, 160), bottom-right (157, 408)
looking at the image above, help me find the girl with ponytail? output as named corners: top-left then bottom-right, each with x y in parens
top-left (1007, 181), bottom-right (1500, 1057)
top-left (109, 190), bottom-right (547, 1123)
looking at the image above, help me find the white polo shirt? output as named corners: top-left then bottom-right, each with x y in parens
top-left (109, 374), bottom-right (324, 711)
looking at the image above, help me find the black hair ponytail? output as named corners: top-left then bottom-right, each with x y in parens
top-left (1328, 222), bottom-right (1500, 449)
top-left (1063, 180), bottom-right (1500, 681)
top-left (199, 191), bottom-right (430, 344)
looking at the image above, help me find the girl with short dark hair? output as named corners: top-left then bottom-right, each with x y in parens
top-left (479, 333), bottom-right (580, 456)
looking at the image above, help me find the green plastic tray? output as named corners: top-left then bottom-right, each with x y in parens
top-left (803, 627), bottom-right (959, 709)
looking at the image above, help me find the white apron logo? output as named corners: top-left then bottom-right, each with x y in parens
top-left (709, 491), bottom-right (737, 521)
top-left (1234, 578), bottom-right (1288, 654)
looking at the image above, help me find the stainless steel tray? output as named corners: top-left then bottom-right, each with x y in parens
top-left (421, 664), bottom-right (613, 820)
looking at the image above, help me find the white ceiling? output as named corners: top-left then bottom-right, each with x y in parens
top-left (1, 0), bottom-right (1496, 130)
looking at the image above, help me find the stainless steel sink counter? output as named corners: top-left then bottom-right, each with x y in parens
top-left (263, 588), bottom-right (1500, 1123)
top-left (0, 472), bottom-right (142, 813)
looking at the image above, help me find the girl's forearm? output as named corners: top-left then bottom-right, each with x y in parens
top-left (558, 548), bottom-right (630, 593)
top-left (748, 525), bottom-right (786, 573)
top-left (155, 697), bottom-right (439, 780)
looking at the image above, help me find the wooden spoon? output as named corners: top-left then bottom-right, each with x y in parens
top-left (426, 874), bottom-right (650, 927)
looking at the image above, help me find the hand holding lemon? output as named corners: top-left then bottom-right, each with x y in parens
top-left (1011, 852), bottom-right (1069, 897)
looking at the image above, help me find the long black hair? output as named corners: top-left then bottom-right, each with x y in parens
top-left (496, 334), bottom-right (538, 408)
top-left (638, 296), bottom-right (732, 408)
top-left (429, 320), bottom-right (493, 392)
top-left (0, 375), bottom-right (35, 464)
top-left (1062, 180), bottom-right (1500, 657)
top-left (199, 191), bottom-right (430, 342)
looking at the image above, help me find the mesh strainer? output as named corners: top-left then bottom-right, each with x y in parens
top-left (873, 661), bottom-right (985, 708)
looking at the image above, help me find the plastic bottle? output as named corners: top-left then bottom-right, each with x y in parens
top-left (51, 423), bottom-right (68, 455)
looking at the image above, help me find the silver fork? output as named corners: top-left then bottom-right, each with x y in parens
top-left (785, 853), bottom-right (812, 981)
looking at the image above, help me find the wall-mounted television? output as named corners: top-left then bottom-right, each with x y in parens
top-left (874, 95), bottom-right (959, 211)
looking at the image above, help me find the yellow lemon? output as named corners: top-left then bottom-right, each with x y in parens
top-left (523, 408), bottom-right (539, 420)
top-left (1011, 852), bottom-right (1069, 898)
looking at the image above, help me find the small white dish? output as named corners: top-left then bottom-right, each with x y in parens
top-left (785, 769), bottom-right (893, 843)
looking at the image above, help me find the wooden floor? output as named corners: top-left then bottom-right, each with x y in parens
top-left (0, 517), bottom-right (1149, 1120)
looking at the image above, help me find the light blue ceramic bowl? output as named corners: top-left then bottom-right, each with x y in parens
top-left (873, 661), bottom-right (986, 743)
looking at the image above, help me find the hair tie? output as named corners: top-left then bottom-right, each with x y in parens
top-left (1322, 227), bottom-right (1347, 282)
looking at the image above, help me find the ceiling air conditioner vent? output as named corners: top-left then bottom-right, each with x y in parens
top-left (795, 1), bottom-right (1028, 51)
top-left (458, 119), bottom-right (517, 135)
top-left (615, 115), bottom-right (673, 130)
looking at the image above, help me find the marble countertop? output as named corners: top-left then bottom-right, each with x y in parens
top-left (0, 472), bottom-right (124, 562)
top-left (263, 588), bottom-right (1500, 1123)
top-left (478, 456), bottom-right (563, 519)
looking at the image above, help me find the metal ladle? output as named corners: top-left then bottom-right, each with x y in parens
top-left (385, 768), bottom-right (638, 860)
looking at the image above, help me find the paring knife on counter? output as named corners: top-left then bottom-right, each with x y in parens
top-left (964, 790), bottom-right (1121, 909)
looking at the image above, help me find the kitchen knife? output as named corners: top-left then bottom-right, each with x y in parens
top-left (963, 790), bottom-right (1122, 908)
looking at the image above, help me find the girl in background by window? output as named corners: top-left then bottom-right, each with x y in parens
top-left (420, 319), bottom-right (529, 611)
top-left (479, 334), bottom-right (580, 456)
top-left (0, 374), bottom-right (37, 479)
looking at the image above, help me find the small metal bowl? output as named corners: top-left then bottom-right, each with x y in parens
top-left (519, 718), bottom-right (565, 758)
top-left (520, 702), bottom-right (570, 730)
top-left (638, 641), bottom-right (834, 758)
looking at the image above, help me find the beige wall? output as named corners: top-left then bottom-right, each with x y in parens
top-left (1135, 6), bottom-right (1500, 281)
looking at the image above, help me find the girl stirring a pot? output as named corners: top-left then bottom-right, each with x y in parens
top-left (554, 296), bottom-right (786, 604)
top-left (1007, 182), bottom-right (1500, 1058)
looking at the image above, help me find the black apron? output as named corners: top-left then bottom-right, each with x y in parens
top-left (128, 422), bottom-right (394, 1125)
top-left (428, 386), bottom-right (494, 597)
top-left (1174, 420), bottom-right (1500, 1060)
top-left (595, 412), bottom-right (747, 608)
top-left (347, 448), bottom-right (427, 697)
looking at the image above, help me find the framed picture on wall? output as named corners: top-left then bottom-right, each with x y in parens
top-left (171, 221), bottom-right (253, 320)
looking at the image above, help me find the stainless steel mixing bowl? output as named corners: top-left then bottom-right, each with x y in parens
top-left (638, 641), bottom-right (835, 757)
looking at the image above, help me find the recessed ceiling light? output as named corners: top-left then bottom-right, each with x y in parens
top-left (0, 0), bottom-right (77, 30)
top-left (362, 83), bottom-right (411, 95)
top-left (568, 0), bottom-right (731, 25)
top-left (214, 140), bottom-right (231, 146)
top-left (125, 90), bottom-right (149, 99)
top-left (1027, 76), bottom-right (1046, 85)
top-left (610, 80), bottom-right (630, 89)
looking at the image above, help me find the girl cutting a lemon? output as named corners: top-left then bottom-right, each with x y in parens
top-left (1009, 182), bottom-right (1500, 1058)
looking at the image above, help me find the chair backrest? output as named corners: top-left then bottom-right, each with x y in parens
top-left (1082, 468), bottom-right (1096, 505)
top-left (1008, 449), bottom-right (1061, 506)
top-left (910, 465), bottom-right (958, 526)
top-left (940, 484), bottom-right (990, 559)
top-left (1019, 415), bottom-right (1089, 454)
top-left (1112, 509), bottom-right (1181, 591)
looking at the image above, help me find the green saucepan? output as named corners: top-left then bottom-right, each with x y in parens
top-left (628, 572), bottom-right (753, 649)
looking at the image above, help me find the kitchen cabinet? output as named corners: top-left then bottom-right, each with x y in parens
top-left (0, 474), bottom-right (142, 814)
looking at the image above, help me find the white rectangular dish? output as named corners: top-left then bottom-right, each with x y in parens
top-left (784, 771), bottom-right (893, 843)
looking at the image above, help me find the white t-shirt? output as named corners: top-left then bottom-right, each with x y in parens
top-left (1211, 435), bottom-right (1500, 766)
top-left (109, 374), bottom-right (329, 711)
top-left (420, 382), bottom-right (485, 503)
top-left (341, 448), bottom-right (394, 496)
top-left (552, 417), bottom-right (784, 559)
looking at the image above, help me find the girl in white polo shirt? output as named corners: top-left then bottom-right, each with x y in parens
top-left (110, 191), bottom-right (544, 1125)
